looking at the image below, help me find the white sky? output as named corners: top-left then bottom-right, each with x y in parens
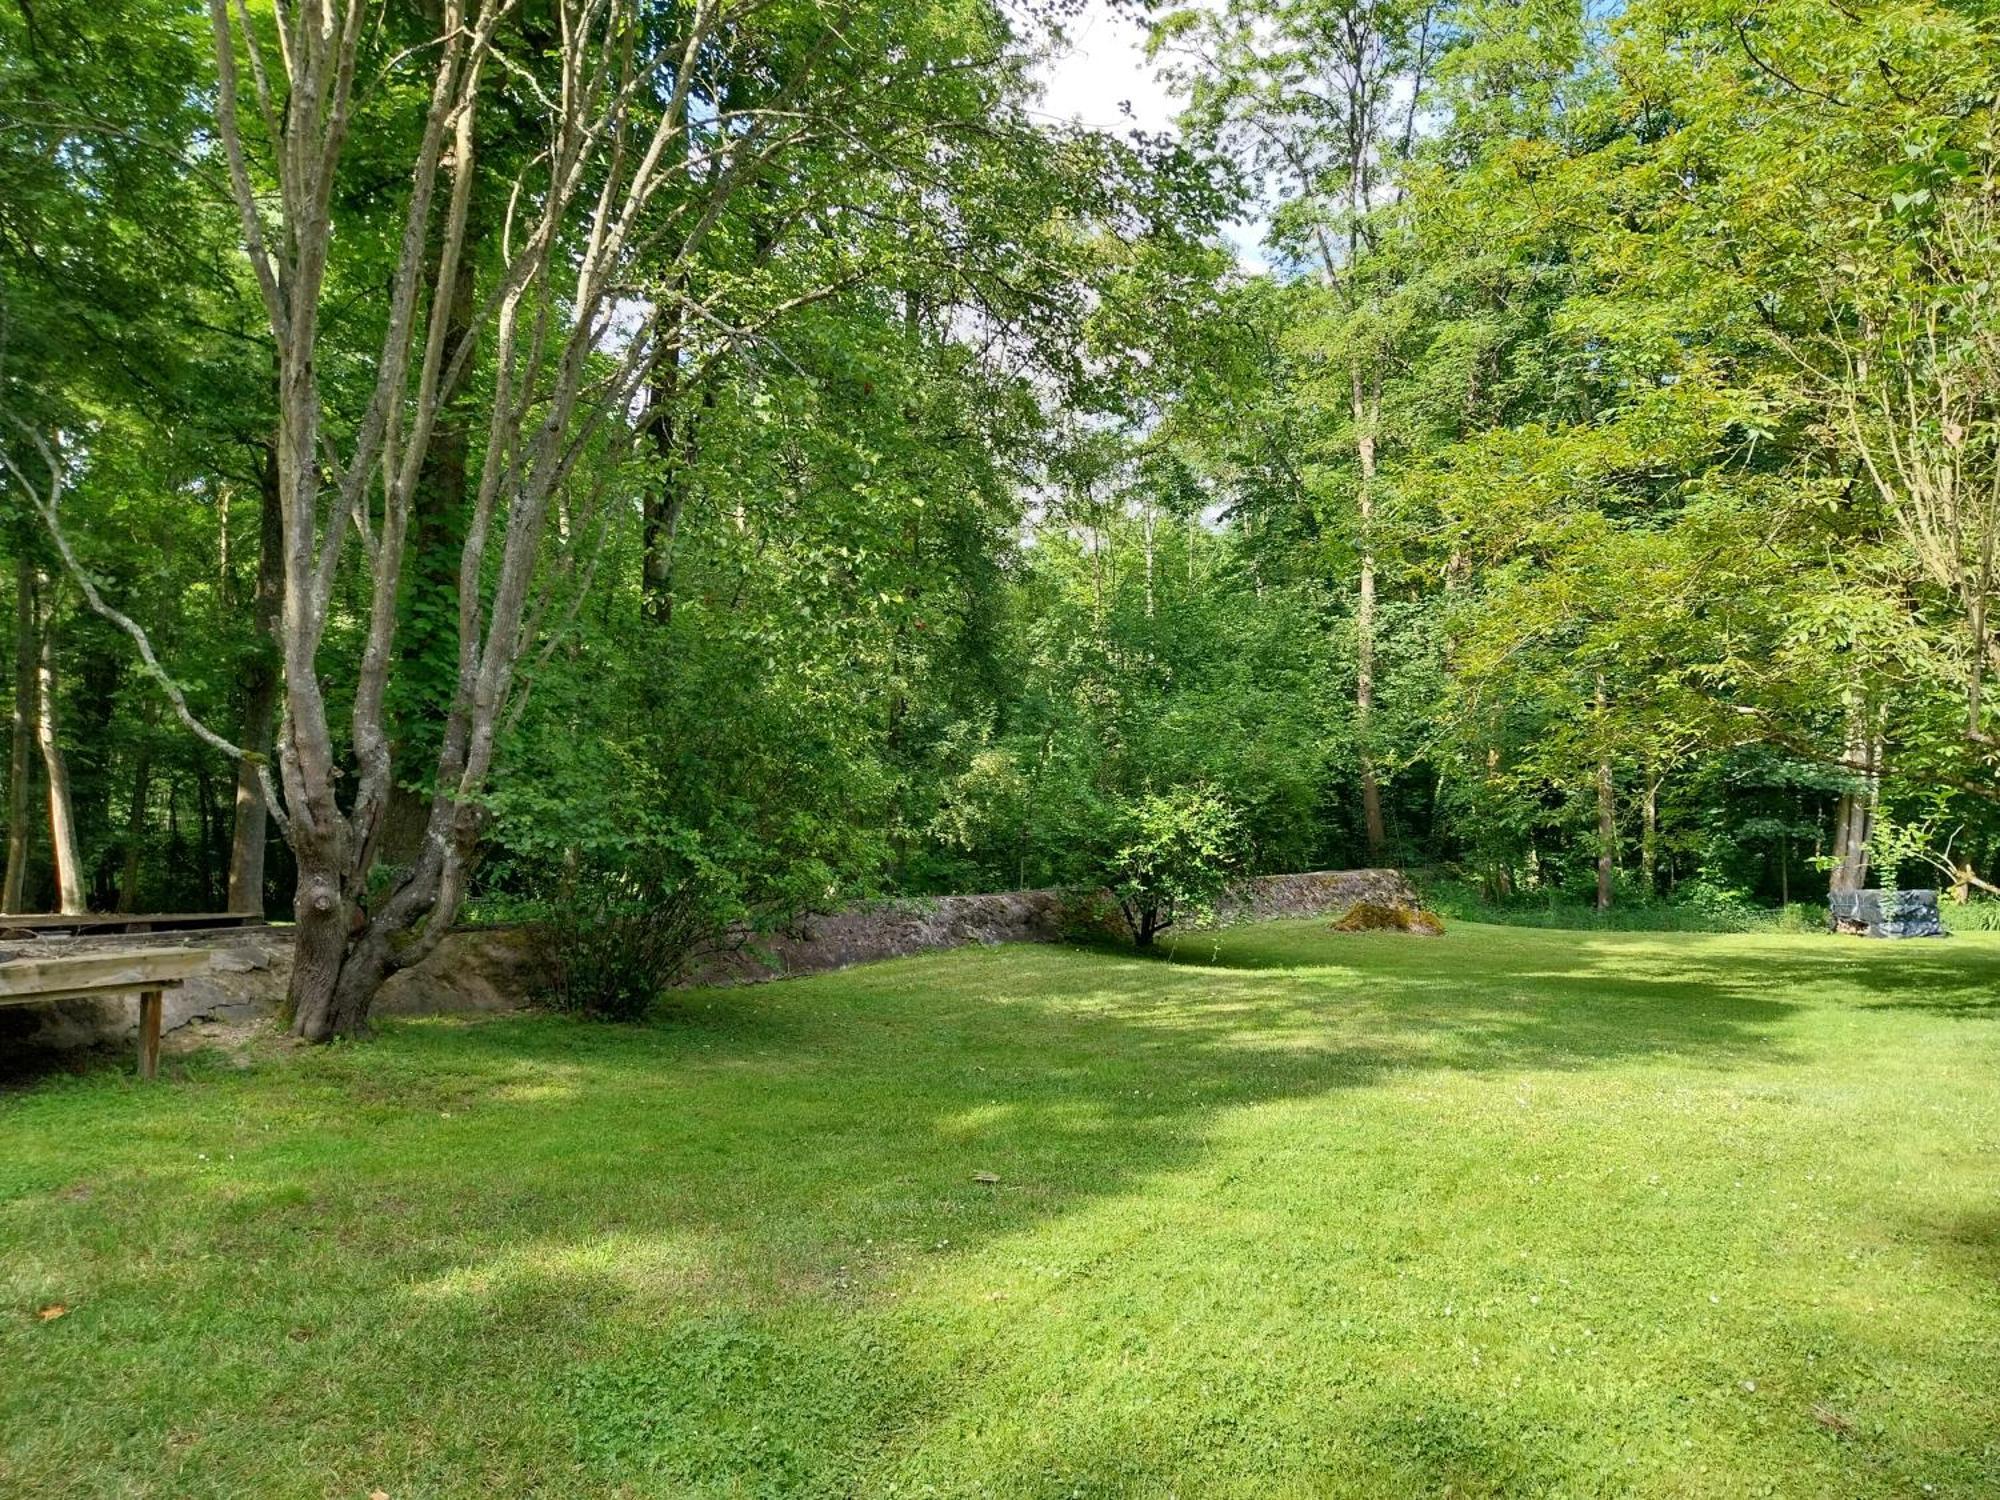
top-left (1030, 2), bottom-right (1269, 269)
top-left (1032, 5), bottom-right (1181, 135)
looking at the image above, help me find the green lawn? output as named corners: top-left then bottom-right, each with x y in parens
top-left (3, 921), bottom-right (1997, 1498)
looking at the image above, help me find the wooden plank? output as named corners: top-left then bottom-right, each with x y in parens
top-left (0, 912), bottom-right (258, 935)
top-left (0, 979), bottom-right (190, 1007)
top-left (137, 989), bottom-right (162, 1080)
top-left (0, 948), bottom-right (211, 999)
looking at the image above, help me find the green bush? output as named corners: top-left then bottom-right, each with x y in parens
top-left (543, 867), bottom-right (724, 1021)
top-left (1103, 785), bottom-right (1245, 947)
top-left (1941, 898), bottom-right (2000, 931)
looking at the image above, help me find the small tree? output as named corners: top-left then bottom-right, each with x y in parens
top-left (1103, 785), bottom-right (1244, 947)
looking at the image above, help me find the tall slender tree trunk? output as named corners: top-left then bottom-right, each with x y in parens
top-left (34, 582), bottom-right (84, 914)
top-left (1353, 365), bottom-right (1385, 859)
top-left (642, 306), bottom-right (695, 627)
top-left (1640, 767), bottom-right (1660, 897)
top-left (1481, 742), bottom-right (1511, 899)
top-left (4, 556), bottom-right (38, 912)
top-left (116, 722), bottom-right (155, 913)
top-left (194, 762), bottom-right (218, 908)
top-left (1141, 501), bottom-right (1157, 618)
top-left (226, 445), bottom-right (285, 914)
top-left (1594, 673), bottom-right (1615, 912)
top-left (1829, 697), bottom-right (1876, 894)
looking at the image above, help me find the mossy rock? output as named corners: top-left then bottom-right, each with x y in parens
top-left (1330, 901), bottom-right (1444, 936)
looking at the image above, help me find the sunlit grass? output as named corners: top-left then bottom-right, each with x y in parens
top-left (3, 921), bottom-right (1997, 1496)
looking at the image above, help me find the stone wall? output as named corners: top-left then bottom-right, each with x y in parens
top-left (3, 869), bottom-right (1416, 1051)
top-left (680, 867), bottom-right (1417, 985)
top-left (1211, 868), bottom-right (1417, 926)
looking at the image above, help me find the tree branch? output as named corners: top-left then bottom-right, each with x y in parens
top-left (1, 420), bottom-right (291, 837)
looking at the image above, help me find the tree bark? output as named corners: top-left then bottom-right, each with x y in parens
top-left (1141, 501), bottom-right (1157, 619)
top-left (226, 444), bottom-right (285, 914)
top-left (642, 309), bottom-right (696, 627)
top-left (34, 581), bottom-right (84, 914)
top-left (1829, 699), bottom-right (1876, 894)
top-left (116, 723), bottom-right (154, 913)
top-left (1640, 768), bottom-right (1660, 897)
top-left (4, 555), bottom-right (38, 912)
top-left (1594, 673), bottom-right (1615, 912)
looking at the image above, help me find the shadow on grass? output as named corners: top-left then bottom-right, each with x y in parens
top-left (1167, 920), bottom-right (2000, 1020)
top-left (3, 922), bottom-right (1981, 1494)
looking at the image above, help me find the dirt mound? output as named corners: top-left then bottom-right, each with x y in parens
top-left (1330, 901), bottom-right (1444, 936)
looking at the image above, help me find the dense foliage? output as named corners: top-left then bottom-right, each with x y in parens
top-left (4, 0), bottom-right (2000, 1028)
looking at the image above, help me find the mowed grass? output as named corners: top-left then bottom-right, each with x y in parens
top-left (3, 922), bottom-right (1997, 1498)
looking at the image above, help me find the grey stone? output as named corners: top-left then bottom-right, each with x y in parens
top-left (1828, 888), bottom-right (1948, 939)
top-left (375, 925), bottom-right (550, 1015)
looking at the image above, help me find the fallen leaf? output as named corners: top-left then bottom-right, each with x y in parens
top-left (370, 1491), bottom-right (390, 1499)
top-left (37, 1304), bottom-right (67, 1321)
top-left (971, 1171), bottom-right (1000, 1185)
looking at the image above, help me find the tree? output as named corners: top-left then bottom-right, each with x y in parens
top-left (1156, 0), bottom-right (1447, 860)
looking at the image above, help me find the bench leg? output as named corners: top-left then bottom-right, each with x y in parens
top-left (138, 989), bottom-right (162, 1080)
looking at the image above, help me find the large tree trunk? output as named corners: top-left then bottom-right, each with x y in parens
top-left (226, 445), bottom-right (286, 914)
top-left (1594, 673), bottom-right (1615, 912)
top-left (285, 841), bottom-right (359, 1039)
top-left (4, 556), bottom-right (38, 912)
top-left (1353, 365), bottom-right (1385, 859)
top-left (34, 582), bottom-right (84, 914)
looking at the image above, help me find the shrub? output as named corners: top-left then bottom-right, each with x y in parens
top-left (1104, 785), bottom-right (1245, 947)
top-left (543, 867), bottom-right (723, 1021)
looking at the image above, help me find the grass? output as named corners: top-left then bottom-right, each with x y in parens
top-left (3, 920), bottom-right (1997, 1498)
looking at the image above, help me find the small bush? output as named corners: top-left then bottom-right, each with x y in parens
top-left (543, 868), bottom-right (722, 1021)
top-left (1103, 785), bottom-right (1245, 947)
top-left (1941, 897), bottom-right (2000, 931)
top-left (1331, 901), bottom-right (1445, 935)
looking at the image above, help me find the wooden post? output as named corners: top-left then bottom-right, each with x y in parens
top-left (137, 988), bottom-right (162, 1080)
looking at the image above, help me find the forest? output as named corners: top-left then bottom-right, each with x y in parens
top-left (4, 0), bottom-right (1999, 1037)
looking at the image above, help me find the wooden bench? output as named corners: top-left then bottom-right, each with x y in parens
top-left (0, 949), bottom-right (213, 1078)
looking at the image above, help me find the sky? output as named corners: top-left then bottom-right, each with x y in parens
top-left (1031, 4), bottom-right (1181, 137)
top-left (1029, 2), bottom-right (1271, 269)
